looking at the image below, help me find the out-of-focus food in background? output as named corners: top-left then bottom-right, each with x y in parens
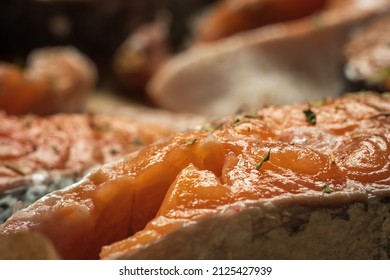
top-left (113, 13), bottom-right (171, 98)
top-left (344, 15), bottom-right (390, 91)
top-left (193, 0), bottom-right (389, 43)
top-left (148, 0), bottom-right (390, 117)
top-left (0, 0), bottom-right (215, 100)
top-left (0, 47), bottom-right (97, 115)
top-left (194, 0), bottom-right (328, 42)
top-left (1, 0), bottom-right (390, 118)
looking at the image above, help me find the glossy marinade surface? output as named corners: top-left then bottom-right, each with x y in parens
top-left (1, 93), bottom-right (389, 260)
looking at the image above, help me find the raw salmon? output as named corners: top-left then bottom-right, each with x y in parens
top-left (0, 47), bottom-right (96, 116)
top-left (195, 0), bottom-right (327, 42)
top-left (1, 92), bottom-right (389, 260)
top-left (0, 112), bottom-right (172, 193)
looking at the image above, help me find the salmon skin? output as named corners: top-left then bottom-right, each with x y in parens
top-left (1, 92), bottom-right (389, 260)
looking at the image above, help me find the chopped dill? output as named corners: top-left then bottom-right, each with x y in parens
top-left (303, 108), bottom-right (317, 125)
top-left (3, 163), bottom-right (25, 175)
top-left (201, 123), bottom-right (223, 132)
top-left (133, 138), bottom-right (144, 146)
top-left (51, 145), bottom-right (59, 154)
top-left (256, 149), bottom-right (271, 170)
top-left (186, 139), bottom-right (197, 145)
top-left (244, 113), bottom-right (258, 119)
top-left (327, 152), bottom-right (337, 165)
top-left (232, 118), bottom-right (242, 127)
top-left (322, 184), bottom-right (333, 194)
top-left (370, 112), bottom-right (390, 118)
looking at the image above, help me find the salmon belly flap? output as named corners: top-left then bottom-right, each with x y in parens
top-left (1, 93), bottom-right (390, 260)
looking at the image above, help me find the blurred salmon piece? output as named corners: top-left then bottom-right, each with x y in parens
top-left (0, 46), bottom-right (97, 116)
top-left (195, 0), bottom-right (327, 42)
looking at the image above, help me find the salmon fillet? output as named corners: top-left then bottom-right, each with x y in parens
top-left (1, 92), bottom-right (389, 260)
top-left (0, 113), bottom-right (172, 193)
top-left (0, 47), bottom-right (97, 116)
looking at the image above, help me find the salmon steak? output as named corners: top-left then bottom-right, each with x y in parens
top-left (0, 113), bottom-right (172, 193)
top-left (1, 92), bottom-right (389, 260)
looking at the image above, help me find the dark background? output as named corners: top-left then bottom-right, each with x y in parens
top-left (0, 0), bottom-right (216, 85)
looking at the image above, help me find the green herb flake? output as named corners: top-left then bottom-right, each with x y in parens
top-left (51, 146), bottom-right (59, 154)
top-left (133, 138), bottom-right (144, 146)
top-left (110, 148), bottom-right (119, 155)
top-left (311, 98), bottom-right (327, 107)
top-left (22, 119), bottom-right (33, 128)
top-left (186, 139), bottom-right (197, 145)
top-left (244, 113), bottom-right (258, 119)
top-left (232, 118), bottom-right (242, 127)
top-left (256, 149), bottom-right (271, 170)
top-left (327, 152), bottom-right (337, 165)
top-left (303, 108), bottom-right (317, 125)
top-left (90, 120), bottom-right (111, 132)
top-left (201, 123), bottom-right (223, 132)
top-left (322, 184), bottom-right (333, 194)
top-left (370, 112), bottom-right (390, 118)
top-left (3, 163), bottom-right (25, 175)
